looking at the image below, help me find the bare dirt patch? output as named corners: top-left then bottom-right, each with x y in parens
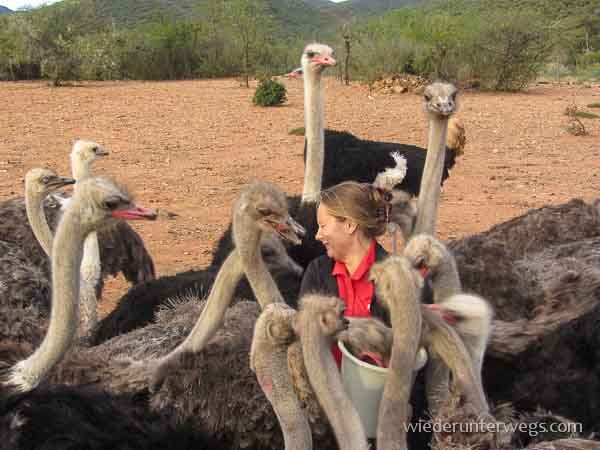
top-left (1, 78), bottom-right (598, 315)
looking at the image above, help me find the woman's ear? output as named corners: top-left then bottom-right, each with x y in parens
top-left (345, 220), bottom-right (358, 235)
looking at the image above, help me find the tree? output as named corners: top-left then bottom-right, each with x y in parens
top-left (223, 0), bottom-right (273, 88)
top-left (21, 0), bottom-right (98, 85)
top-left (342, 23), bottom-right (351, 85)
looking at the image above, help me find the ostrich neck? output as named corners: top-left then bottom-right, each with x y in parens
top-left (302, 70), bottom-right (324, 204)
top-left (236, 220), bottom-right (283, 307)
top-left (413, 115), bottom-right (449, 236)
top-left (71, 157), bottom-right (91, 181)
top-left (18, 203), bottom-right (88, 388)
top-left (72, 159), bottom-right (100, 339)
top-left (78, 231), bottom-right (101, 338)
top-left (377, 281), bottom-right (422, 450)
top-left (299, 316), bottom-right (369, 450)
top-left (173, 250), bottom-right (244, 354)
top-left (432, 257), bottom-right (462, 303)
top-left (25, 188), bottom-right (53, 257)
top-left (251, 311), bottom-right (312, 450)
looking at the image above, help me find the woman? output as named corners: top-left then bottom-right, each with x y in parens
top-left (299, 180), bottom-right (432, 449)
top-left (298, 181), bottom-right (393, 365)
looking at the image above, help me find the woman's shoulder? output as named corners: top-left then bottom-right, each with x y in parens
top-left (305, 254), bottom-right (334, 275)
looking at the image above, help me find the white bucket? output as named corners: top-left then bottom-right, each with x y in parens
top-left (338, 341), bottom-right (428, 439)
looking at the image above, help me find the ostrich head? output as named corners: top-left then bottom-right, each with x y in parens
top-left (296, 294), bottom-right (349, 337)
top-left (70, 140), bottom-right (109, 179)
top-left (403, 234), bottom-right (451, 279)
top-left (73, 177), bottom-right (157, 230)
top-left (25, 168), bottom-right (75, 196)
top-left (369, 255), bottom-right (423, 312)
top-left (423, 81), bottom-right (458, 117)
top-left (300, 43), bottom-right (336, 75)
top-left (235, 181), bottom-right (306, 245)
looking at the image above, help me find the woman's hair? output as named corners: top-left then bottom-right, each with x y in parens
top-left (318, 181), bottom-right (390, 239)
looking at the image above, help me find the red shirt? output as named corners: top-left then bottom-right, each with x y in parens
top-left (331, 241), bottom-right (377, 366)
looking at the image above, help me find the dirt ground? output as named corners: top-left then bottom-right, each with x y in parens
top-left (1, 78), bottom-right (598, 316)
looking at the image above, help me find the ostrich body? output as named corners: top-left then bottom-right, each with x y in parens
top-left (0, 176), bottom-right (157, 396)
top-left (0, 170), bottom-right (75, 345)
top-left (445, 198), bottom-right (600, 433)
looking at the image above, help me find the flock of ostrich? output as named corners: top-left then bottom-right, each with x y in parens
top-left (0, 42), bottom-right (599, 450)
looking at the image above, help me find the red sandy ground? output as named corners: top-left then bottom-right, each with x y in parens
top-left (0, 78), bottom-right (598, 316)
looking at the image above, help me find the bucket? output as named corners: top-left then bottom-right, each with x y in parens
top-left (338, 341), bottom-right (428, 439)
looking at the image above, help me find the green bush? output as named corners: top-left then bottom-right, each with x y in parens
top-left (253, 78), bottom-right (287, 106)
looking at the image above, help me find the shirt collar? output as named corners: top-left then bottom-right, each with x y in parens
top-left (331, 240), bottom-right (377, 280)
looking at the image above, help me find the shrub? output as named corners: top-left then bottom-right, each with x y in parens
top-left (253, 78), bottom-right (287, 106)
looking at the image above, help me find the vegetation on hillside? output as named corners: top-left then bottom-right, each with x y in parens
top-left (0, 0), bottom-right (597, 89)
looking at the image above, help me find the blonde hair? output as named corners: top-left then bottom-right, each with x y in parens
top-left (318, 181), bottom-right (389, 239)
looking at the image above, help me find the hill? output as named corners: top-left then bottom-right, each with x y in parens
top-left (341, 0), bottom-right (421, 15)
top-left (0, 5), bottom-right (13, 14)
top-left (60, 0), bottom-right (425, 36)
top-left (87, 0), bottom-right (348, 35)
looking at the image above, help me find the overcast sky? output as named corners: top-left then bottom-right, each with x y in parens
top-left (2, 0), bottom-right (59, 10)
top-left (4, 0), bottom-right (347, 10)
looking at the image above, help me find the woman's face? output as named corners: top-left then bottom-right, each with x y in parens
top-left (316, 204), bottom-right (354, 261)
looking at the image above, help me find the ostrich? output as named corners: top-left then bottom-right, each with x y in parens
top-left (403, 234), bottom-right (493, 416)
top-left (0, 169), bottom-right (75, 315)
top-left (149, 181), bottom-right (305, 391)
top-left (0, 170), bottom-right (76, 348)
top-left (291, 43), bottom-right (465, 202)
top-left (71, 140), bottom-right (111, 339)
top-left (0, 141), bottom-right (156, 308)
top-left (0, 176), bottom-right (157, 399)
top-left (91, 80), bottom-right (457, 344)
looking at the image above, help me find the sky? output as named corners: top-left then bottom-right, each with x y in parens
top-left (2, 0), bottom-right (59, 10)
top-left (3, 0), bottom-right (349, 10)
top-left (4, 0), bottom-right (347, 10)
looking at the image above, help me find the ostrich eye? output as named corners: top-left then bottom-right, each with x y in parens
top-left (42, 176), bottom-right (50, 184)
top-left (257, 207), bottom-right (273, 217)
top-left (102, 196), bottom-right (122, 210)
top-left (306, 51), bottom-right (316, 58)
top-left (424, 93), bottom-right (432, 102)
top-left (416, 258), bottom-right (426, 269)
top-left (92, 146), bottom-right (98, 154)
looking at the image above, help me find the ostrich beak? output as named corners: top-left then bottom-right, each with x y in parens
top-left (271, 215), bottom-right (306, 245)
top-left (112, 206), bottom-right (157, 221)
top-left (47, 176), bottom-right (76, 189)
top-left (313, 55), bottom-right (336, 67)
top-left (425, 304), bottom-right (460, 326)
top-left (284, 67), bottom-right (303, 78)
top-left (96, 147), bottom-right (110, 156)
